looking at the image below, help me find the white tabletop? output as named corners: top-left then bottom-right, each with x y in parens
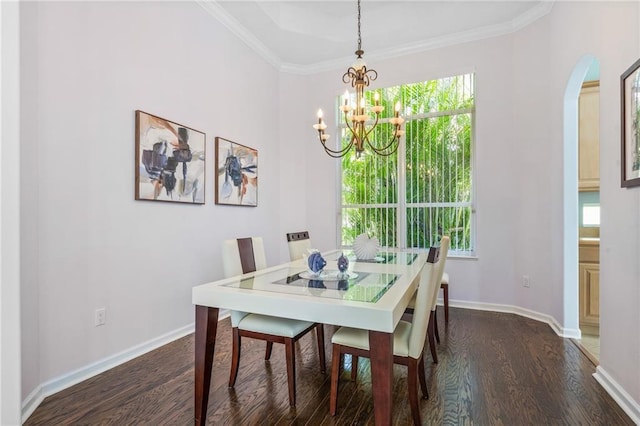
top-left (192, 249), bottom-right (429, 333)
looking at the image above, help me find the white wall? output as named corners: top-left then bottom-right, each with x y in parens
top-left (18, 0), bottom-right (640, 419)
top-left (516, 2), bottom-right (640, 406)
top-left (20, 1), bottom-right (282, 401)
top-left (287, 0), bottom-right (640, 412)
top-left (299, 31), bottom-right (521, 308)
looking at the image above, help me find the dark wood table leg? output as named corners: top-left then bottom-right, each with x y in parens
top-left (195, 306), bottom-right (219, 426)
top-left (369, 330), bottom-right (393, 425)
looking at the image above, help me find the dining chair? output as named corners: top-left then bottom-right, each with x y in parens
top-left (408, 274), bottom-right (450, 342)
top-left (405, 239), bottom-right (451, 359)
top-left (286, 231), bottom-right (312, 261)
top-left (222, 237), bottom-right (326, 407)
top-left (425, 237), bottom-right (449, 363)
top-left (329, 238), bottom-right (449, 424)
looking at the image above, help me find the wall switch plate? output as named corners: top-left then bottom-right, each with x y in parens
top-left (95, 308), bottom-right (106, 326)
top-left (523, 275), bottom-right (531, 288)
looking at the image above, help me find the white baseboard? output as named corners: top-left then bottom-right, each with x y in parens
top-left (593, 366), bottom-right (640, 424)
top-left (22, 323), bottom-right (195, 423)
top-left (442, 298), bottom-right (581, 338)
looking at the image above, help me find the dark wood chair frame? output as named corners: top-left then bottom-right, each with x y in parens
top-left (230, 323), bottom-right (326, 406)
top-left (330, 340), bottom-right (428, 425)
top-left (227, 237), bottom-right (326, 407)
top-left (441, 281), bottom-right (449, 323)
top-left (286, 231), bottom-right (310, 242)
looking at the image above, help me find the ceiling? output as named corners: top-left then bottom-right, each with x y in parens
top-left (198, 1), bottom-right (554, 74)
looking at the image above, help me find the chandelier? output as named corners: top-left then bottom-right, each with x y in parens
top-left (313, 0), bottom-right (404, 158)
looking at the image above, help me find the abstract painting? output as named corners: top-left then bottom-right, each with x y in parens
top-left (215, 137), bottom-right (258, 206)
top-left (135, 110), bottom-right (206, 203)
top-left (621, 58), bottom-right (640, 188)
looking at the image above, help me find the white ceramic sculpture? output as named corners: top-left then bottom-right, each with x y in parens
top-left (353, 233), bottom-right (379, 260)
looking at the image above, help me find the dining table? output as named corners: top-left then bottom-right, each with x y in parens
top-left (192, 248), bottom-right (430, 425)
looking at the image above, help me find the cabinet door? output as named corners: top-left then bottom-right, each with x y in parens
top-left (578, 83), bottom-right (599, 191)
top-left (579, 262), bottom-right (600, 332)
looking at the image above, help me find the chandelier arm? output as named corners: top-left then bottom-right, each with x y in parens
top-left (362, 114), bottom-right (401, 155)
top-left (366, 134), bottom-right (400, 156)
top-left (322, 138), bottom-right (354, 157)
top-left (343, 113), bottom-right (358, 137)
top-left (358, 114), bottom-right (381, 149)
top-left (317, 131), bottom-right (355, 157)
top-left (365, 125), bottom-right (402, 152)
top-left (324, 145), bottom-right (353, 158)
top-left (363, 68), bottom-right (378, 85)
top-left (343, 68), bottom-right (358, 86)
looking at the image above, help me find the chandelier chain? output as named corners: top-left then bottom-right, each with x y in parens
top-left (357, 0), bottom-right (362, 52)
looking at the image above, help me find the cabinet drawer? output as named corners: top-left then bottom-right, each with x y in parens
top-left (579, 245), bottom-right (599, 263)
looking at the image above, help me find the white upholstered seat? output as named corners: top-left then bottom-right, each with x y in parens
top-left (330, 320), bottom-right (412, 357)
top-left (237, 314), bottom-right (315, 338)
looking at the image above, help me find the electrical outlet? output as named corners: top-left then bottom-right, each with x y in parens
top-left (523, 275), bottom-right (531, 288)
top-left (95, 308), bottom-right (106, 326)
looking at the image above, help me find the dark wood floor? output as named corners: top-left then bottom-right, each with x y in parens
top-left (25, 308), bottom-right (633, 425)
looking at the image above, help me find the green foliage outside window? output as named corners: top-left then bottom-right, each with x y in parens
top-left (340, 74), bottom-right (475, 253)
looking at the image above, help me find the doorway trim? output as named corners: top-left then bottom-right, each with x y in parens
top-left (562, 55), bottom-right (598, 337)
top-left (1, 0), bottom-right (23, 424)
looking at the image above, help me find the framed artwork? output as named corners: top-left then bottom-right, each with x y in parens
top-left (621, 58), bottom-right (640, 188)
top-left (215, 137), bottom-right (258, 206)
top-left (135, 110), bottom-right (206, 203)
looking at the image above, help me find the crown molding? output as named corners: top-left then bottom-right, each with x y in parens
top-left (511, 0), bottom-right (555, 32)
top-left (196, 0), bottom-right (282, 70)
top-left (198, 0), bottom-right (555, 76)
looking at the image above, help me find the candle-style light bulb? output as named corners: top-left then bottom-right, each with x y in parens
top-left (313, 108), bottom-right (328, 132)
top-left (374, 92), bottom-right (380, 105)
top-left (394, 102), bottom-right (401, 117)
top-left (360, 97), bottom-right (366, 109)
top-left (343, 90), bottom-right (349, 106)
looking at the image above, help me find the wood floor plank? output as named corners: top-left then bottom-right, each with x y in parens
top-left (25, 308), bottom-right (634, 425)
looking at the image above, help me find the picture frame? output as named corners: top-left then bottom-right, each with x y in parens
top-left (621, 58), bottom-right (640, 188)
top-left (135, 110), bottom-right (206, 204)
top-left (215, 137), bottom-right (258, 206)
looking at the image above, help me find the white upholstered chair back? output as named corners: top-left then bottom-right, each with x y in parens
top-left (286, 231), bottom-right (311, 261)
top-left (407, 236), bottom-right (450, 359)
top-left (222, 237), bottom-right (267, 326)
top-left (429, 236), bottom-right (450, 314)
top-left (222, 237), bottom-right (267, 278)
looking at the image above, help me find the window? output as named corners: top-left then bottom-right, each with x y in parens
top-left (582, 203), bottom-right (600, 227)
top-left (339, 74), bottom-right (475, 256)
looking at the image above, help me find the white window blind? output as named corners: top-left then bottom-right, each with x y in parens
top-left (339, 73), bottom-right (475, 255)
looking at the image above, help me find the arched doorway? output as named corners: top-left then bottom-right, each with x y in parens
top-left (563, 55), bottom-right (600, 357)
